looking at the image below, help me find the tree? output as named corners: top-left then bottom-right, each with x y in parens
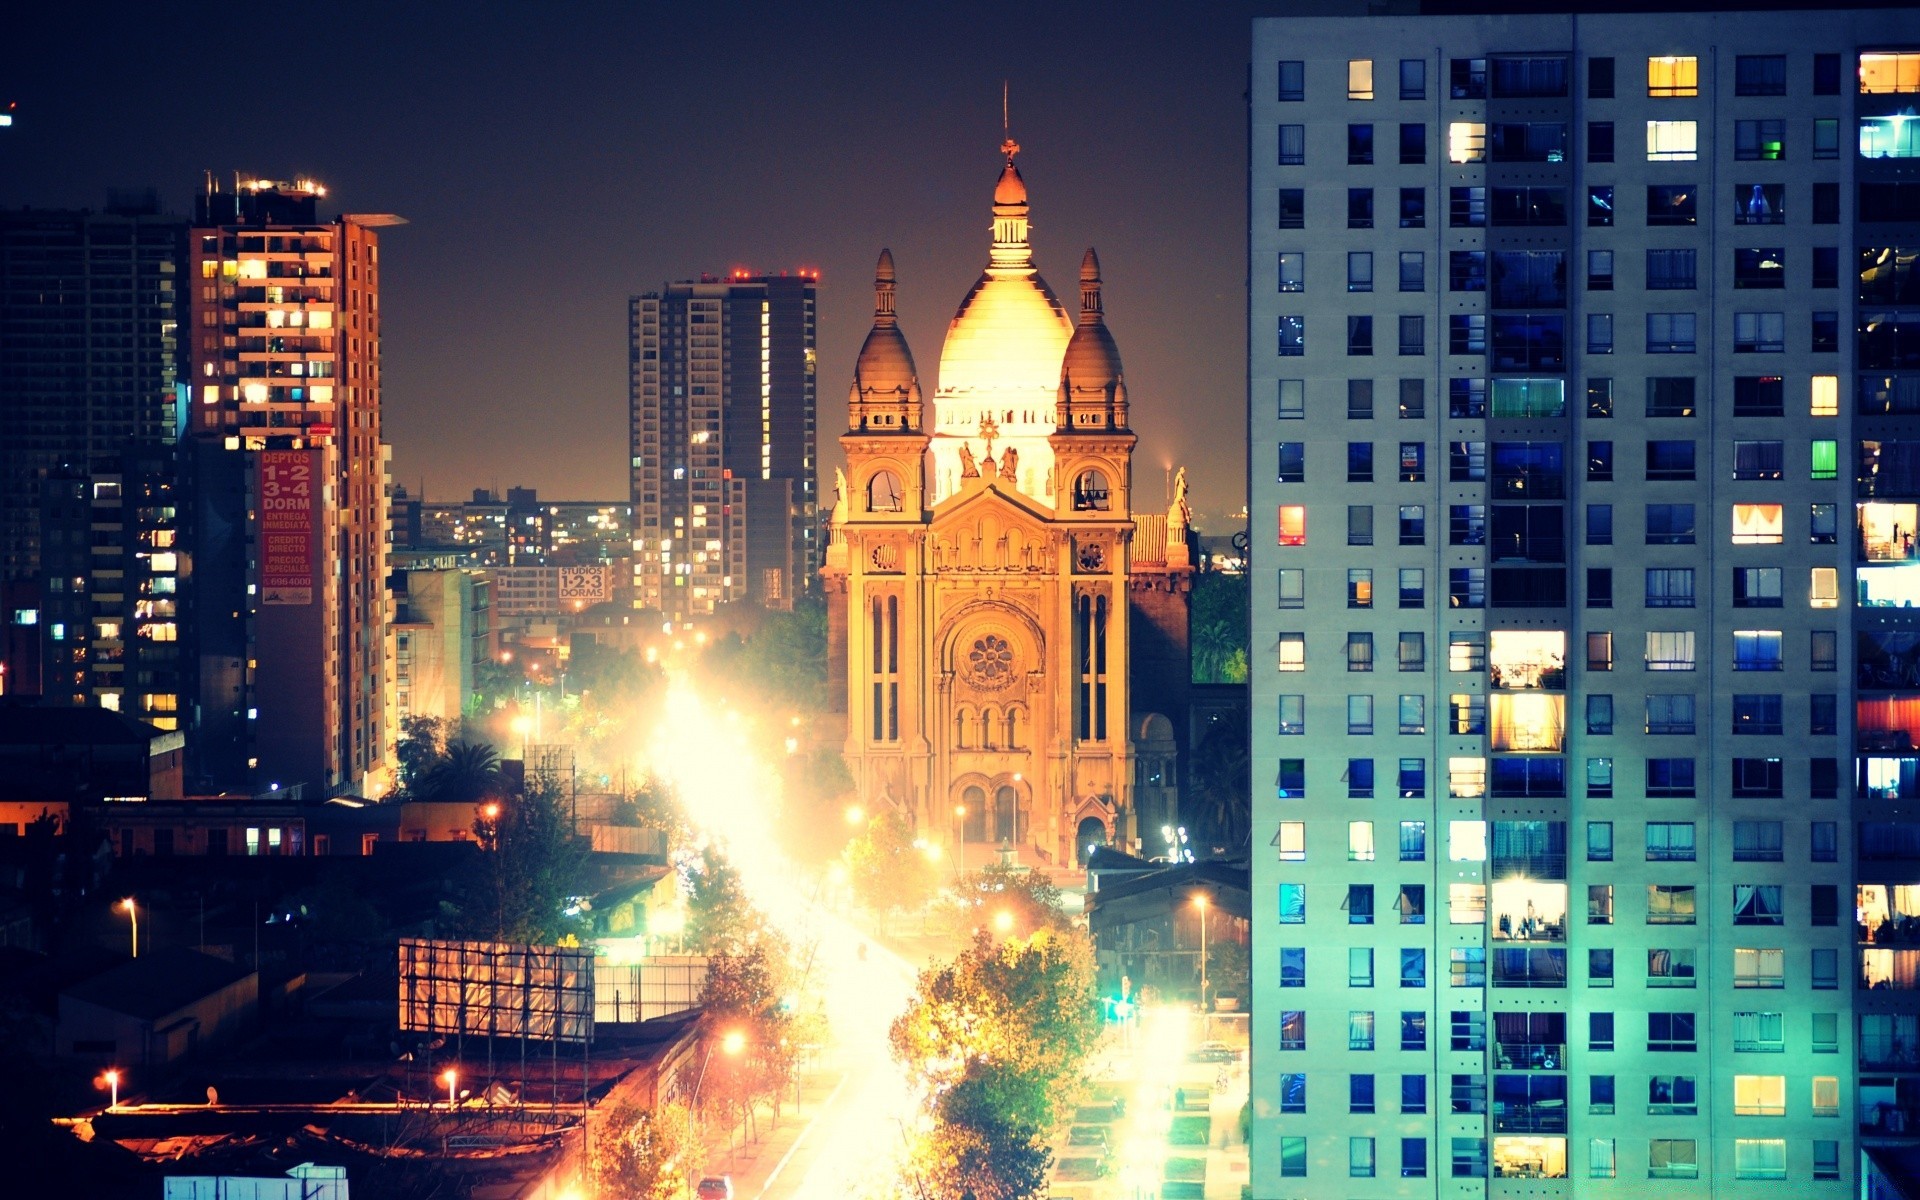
top-left (590, 1101), bottom-right (691, 1200)
top-left (393, 716), bottom-right (447, 797)
top-left (701, 598), bottom-right (828, 717)
top-left (450, 773), bottom-right (587, 944)
top-left (699, 944), bottom-right (799, 1132)
top-left (1189, 715), bottom-right (1251, 849)
top-left (843, 810), bottom-right (939, 920)
top-left (681, 845), bottom-right (759, 955)
top-left (1190, 570), bottom-right (1250, 685)
top-left (913, 1104), bottom-right (1051, 1200)
top-left (421, 740), bottom-right (504, 804)
top-left (952, 863), bottom-right (1070, 935)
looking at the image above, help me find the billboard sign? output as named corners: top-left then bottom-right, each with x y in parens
top-left (259, 450), bottom-right (316, 606)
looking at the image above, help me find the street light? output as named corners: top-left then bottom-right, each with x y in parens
top-left (510, 714), bottom-right (532, 759)
top-left (994, 909), bottom-right (1015, 936)
top-left (441, 1068), bottom-right (458, 1111)
top-left (953, 804), bottom-right (967, 877)
top-left (844, 803), bottom-right (864, 826)
top-left (684, 1030), bottom-right (746, 1200)
top-left (120, 898), bottom-right (138, 959)
top-left (104, 1068), bottom-right (120, 1110)
top-left (1193, 893), bottom-right (1210, 1014)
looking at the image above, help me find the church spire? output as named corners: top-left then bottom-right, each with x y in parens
top-left (989, 99), bottom-right (1033, 275)
top-left (874, 247), bottom-right (898, 327)
top-left (1079, 246), bottom-right (1104, 323)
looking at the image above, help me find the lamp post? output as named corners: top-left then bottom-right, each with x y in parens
top-left (1193, 892), bottom-right (1210, 1015)
top-left (105, 1069), bottom-right (120, 1111)
top-left (684, 1030), bottom-right (745, 1200)
top-left (953, 804), bottom-right (967, 877)
top-left (441, 1068), bottom-right (458, 1111)
top-left (120, 898), bottom-right (138, 959)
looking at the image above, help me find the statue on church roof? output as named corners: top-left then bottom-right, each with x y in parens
top-left (832, 467), bottom-right (849, 523)
top-left (1169, 466), bottom-right (1192, 531)
top-left (959, 441), bottom-right (979, 478)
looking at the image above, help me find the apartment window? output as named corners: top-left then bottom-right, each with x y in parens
top-left (1276, 505), bottom-right (1306, 546)
top-left (1398, 694), bottom-right (1426, 734)
top-left (1589, 55), bottom-right (1614, 98)
top-left (1735, 54), bottom-right (1786, 96)
top-left (1587, 314), bottom-right (1614, 354)
top-left (1280, 947), bottom-right (1305, 986)
top-left (1351, 1073), bottom-right (1375, 1113)
top-left (1277, 633), bottom-right (1305, 672)
top-left (1349, 188), bottom-right (1374, 229)
top-left (1590, 1139), bottom-right (1616, 1180)
top-left (1814, 1075), bottom-right (1840, 1116)
top-left (1399, 187), bottom-right (1425, 228)
top-left (1276, 442), bottom-right (1304, 482)
top-left (1450, 251), bottom-right (1487, 294)
top-left (1278, 124), bottom-right (1305, 165)
top-left (1811, 373), bottom-right (1838, 414)
top-left (1731, 503), bottom-right (1783, 544)
top-left (1647, 1011), bottom-right (1697, 1051)
top-left (1588, 185), bottom-right (1614, 226)
top-left (1814, 1141), bottom-right (1841, 1181)
top-left (1399, 505), bottom-right (1425, 545)
top-left (1647, 822), bottom-right (1697, 861)
top-left (1401, 820), bottom-right (1427, 861)
top-left (1735, 119), bottom-right (1786, 161)
top-left (1280, 1011), bottom-right (1306, 1051)
top-left (1587, 567), bottom-right (1613, 608)
top-left (1647, 183), bottom-right (1697, 225)
top-left (1645, 631), bottom-right (1695, 671)
top-left (1815, 117), bottom-right (1840, 159)
top-left (1280, 1136), bottom-right (1306, 1175)
top-left (1398, 316), bottom-right (1425, 356)
top-left (1450, 632), bottom-right (1485, 671)
top-left (1278, 883), bottom-right (1305, 922)
top-left (1645, 439), bottom-right (1695, 480)
top-left (1277, 314), bottom-right (1304, 356)
top-left (1733, 1139), bottom-right (1787, 1183)
top-left (1731, 695), bottom-right (1783, 735)
top-left (1399, 378), bottom-right (1425, 419)
top-left (1586, 631), bottom-right (1613, 671)
top-left (1814, 183), bottom-right (1840, 224)
top-left (1588, 120), bottom-right (1614, 163)
top-left (1812, 947), bottom-right (1838, 988)
top-left (1734, 1075), bottom-right (1786, 1116)
top-left (1452, 56), bottom-right (1487, 98)
top-left (1348, 442), bottom-right (1374, 483)
top-left (1650, 1139), bottom-right (1698, 1180)
top-left (1276, 251), bottom-right (1303, 293)
top-left (1349, 506), bottom-right (1373, 545)
top-left (1645, 503), bottom-right (1695, 545)
top-left (1450, 187), bottom-right (1487, 228)
top-left (1349, 1009), bottom-right (1376, 1049)
top-left (1811, 564), bottom-right (1839, 607)
top-left (1587, 249), bottom-right (1613, 291)
top-left (1734, 1010), bottom-right (1785, 1052)
top-left (1588, 822), bottom-right (1613, 862)
top-left (1399, 442), bottom-right (1425, 483)
top-left (1733, 884), bottom-right (1784, 925)
top-left (1734, 948), bottom-right (1786, 990)
top-left (1399, 630), bottom-right (1426, 669)
top-left (1277, 694), bottom-right (1304, 736)
top-left (1279, 1073), bottom-right (1305, 1114)
top-left (1812, 310), bottom-right (1838, 351)
top-left (1349, 567), bottom-right (1374, 607)
top-left (1276, 820), bottom-right (1305, 861)
top-left (1646, 313), bottom-right (1696, 353)
top-left (1734, 375), bottom-right (1783, 416)
top-left (1276, 60), bottom-right (1304, 101)
top-left (1349, 58), bottom-right (1374, 99)
top-left (1587, 503), bottom-right (1612, 544)
top-left (1450, 694), bottom-right (1485, 736)
top-left (1348, 378), bottom-right (1373, 418)
top-left (1400, 122), bottom-right (1426, 164)
top-left (1733, 629), bottom-right (1783, 671)
top-left (1812, 884), bottom-right (1839, 926)
top-left (1587, 694), bottom-right (1614, 734)
top-left (1277, 188), bottom-right (1305, 228)
top-left (1349, 123), bottom-right (1375, 165)
top-left (1590, 1013), bottom-right (1615, 1052)
top-left (1648, 1073), bottom-right (1698, 1110)
top-left (1401, 951), bottom-right (1427, 990)
top-left (1646, 120), bottom-right (1698, 161)
top-left (1449, 121), bottom-right (1487, 163)
top-left (1734, 311), bottom-right (1785, 353)
top-left (1810, 693), bottom-right (1837, 736)
top-left (1398, 883), bottom-right (1426, 923)
top-left (1734, 247), bottom-right (1785, 289)
top-left (1731, 439), bottom-right (1783, 480)
top-left (1588, 440), bottom-right (1614, 481)
top-left (1348, 759), bottom-right (1376, 800)
top-left (1348, 632), bottom-right (1375, 672)
top-left (1812, 629), bottom-right (1837, 671)
top-left (1399, 251), bottom-right (1425, 293)
top-left (1647, 56), bottom-right (1697, 97)
top-left (1644, 568), bottom-right (1694, 609)
top-left (1646, 248), bottom-right (1696, 290)
top-left (1401, 57), bottom-right (1426, 99)
top-left (1645, 693), bottom-right (1696, 734)
top-left (1737, 181), bottom-right (1786, 224)
top-left (1352, 948), bottom-right (1376, 988)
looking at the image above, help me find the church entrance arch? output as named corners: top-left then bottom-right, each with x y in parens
top-left (994, 785), bottom-right (1024, 844)
top-left (960, 785), bottom-right (988, 843)
top-left (1076, 816), bottom-right (1108, 865)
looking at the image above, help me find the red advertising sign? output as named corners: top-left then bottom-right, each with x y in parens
top-left (259, 449), bottom-right (315, 606)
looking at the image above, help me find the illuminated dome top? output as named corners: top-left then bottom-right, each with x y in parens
top-left (933, 139), bottom-right (1072, 425)
top-left (849, 248), bottom-right (922, 420)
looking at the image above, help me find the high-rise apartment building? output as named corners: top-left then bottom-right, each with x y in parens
top-left (0, 198), bottom-right (189, 709)
top-left (629, 272), bottom-right (817, 626)
top-left (1250, 11), bottom-right (1920, 1193)
top-left (188, 178), bottom-right (399, 796)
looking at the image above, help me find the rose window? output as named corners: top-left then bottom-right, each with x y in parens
top-left (966, 634), bottom-right (1015, 688)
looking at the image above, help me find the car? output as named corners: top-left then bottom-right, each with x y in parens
top-left (1188, 1041), bottom-right (1241, 1063)
top-left (696, 1178), bottom-right (733, 1200)
top-left (1067, 1126), bottom-right (1109, 1149)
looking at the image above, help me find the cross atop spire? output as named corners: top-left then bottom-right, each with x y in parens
top-left (1001, 81), bottom-right (1019, 161)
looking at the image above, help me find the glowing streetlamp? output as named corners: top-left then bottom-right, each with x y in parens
top-left (844, 803), bottom-right (865, 827)
top-left (994, 909), bottom-right (1015, 936)
top-left (685, 1030), bottom-right (746, 1199)
top-left (510, 714), bottom-right (532, 758)
top-left (120, 897), bottom-right (138, 959)
top-left (953, 804), bottom-right (967, 876)
top-left (1193, 892), bottom-right (1211, 1012)
top-left (441, 1068), bottom-right (458, 1111)
top-left (104, 1068), bottom-right (120, 1110)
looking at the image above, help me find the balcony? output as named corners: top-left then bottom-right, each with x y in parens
top-left (1494, 1042), bottom-right (1566, 1071)
top-left (1493, 1103), bottom-right (1567, 1134)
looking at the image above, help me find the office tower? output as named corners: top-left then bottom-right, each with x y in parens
top-left (0, 198), bottom-right (189, 707)
top-left (629, 272), bottom-right (817, 626)
top-left (1250, 11), bottom-right (1920, 1194)
top-left (188, 178), bottom-right (400, 796)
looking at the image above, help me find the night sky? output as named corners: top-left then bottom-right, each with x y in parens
top-left (2, 2), bottom-right (1258, 524)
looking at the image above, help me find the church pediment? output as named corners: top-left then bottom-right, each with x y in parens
top-left (929, 477), bottom-right (1055, 532)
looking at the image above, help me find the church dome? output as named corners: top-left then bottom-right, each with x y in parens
top-left (850, 249), bottom-right (921, 410)
top-left (934, 143), bottom-right (1071, 414)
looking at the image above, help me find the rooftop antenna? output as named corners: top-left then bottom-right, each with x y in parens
top-left (1001, 81), bottom-right (1019, 160)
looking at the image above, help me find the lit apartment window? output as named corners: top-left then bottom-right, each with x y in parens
top-left (1349, 59), bottom-right (1375, 99)
top-left (1449, 122), bottom-right (1487, 163)
top-left (1646, 120), bottom-right (1698, 161)
top-left (1646, 56), bottom-right (1698, 97)
top-left (1860, 53), bottom-right (1920, 95)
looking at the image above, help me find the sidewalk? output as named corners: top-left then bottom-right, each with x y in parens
top-left (689, 1061), bottom-right (844, 1196)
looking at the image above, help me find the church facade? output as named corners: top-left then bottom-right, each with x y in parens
top-left (822, 140), bottom-right (1193, 869)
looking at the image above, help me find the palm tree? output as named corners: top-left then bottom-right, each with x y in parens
top-left (422, 741), bottom-right (503, 804)
top-left (1189, 717), bottom-right (1251, 850)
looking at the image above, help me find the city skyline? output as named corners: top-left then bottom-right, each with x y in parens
top-left (0, 1), bottom-right (1257, 521)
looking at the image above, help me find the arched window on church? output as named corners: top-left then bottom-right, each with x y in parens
top-left (954, 706), bottom-right (972, 749)
top-left (866, 469), bottom-right (904, 512)
top-left (1006, 706), bottom-right (1021, 749)
top-left (979, 706), bottom-right (997, 750)
top-left (1073, 469), bottom-right (1110, 512)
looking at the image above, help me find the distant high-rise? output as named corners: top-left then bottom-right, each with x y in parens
top-left (188, 177), bottom-right (401, 796)
top-left (628, 272), bottom-right (818, 626)
top-left (0, 198), bottom-right (189, 710)
top-left (1249, 9), bottom-right (1920, 1194)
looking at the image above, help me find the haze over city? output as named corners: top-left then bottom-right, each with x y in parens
top-left (2, 0), bottom-right (1257, 519)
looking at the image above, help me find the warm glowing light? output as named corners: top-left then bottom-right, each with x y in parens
top-left (483, 803), bottom-right (500, 820)
top-left (844, 804), bottom-right (865, 826)
top-left (721, 1030), bottom-right (746, 1055)
top-left (510, 716), bottom-right (532, 735)
top-left (1192, 893), bottom-right (1209, 911)
top-left (120, 898), bottom-right (134, 912)
top-left (994, 910), bottom-right (1015, 934)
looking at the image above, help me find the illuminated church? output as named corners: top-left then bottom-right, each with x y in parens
top-left (823, 138), bottom-right (1193, 868)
